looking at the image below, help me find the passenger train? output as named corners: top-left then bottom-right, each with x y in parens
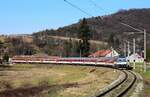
top-left (11, 56), bottom-right (133, 70)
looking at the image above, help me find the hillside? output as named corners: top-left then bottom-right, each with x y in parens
top-left (34, 8), bottom-right (150, 48)
top-left (1, 8), bottom-right (150, 57)
top-left (0, 35), bottom-right (107, 57)
top-left (48, 36), bottom-right (107, 46)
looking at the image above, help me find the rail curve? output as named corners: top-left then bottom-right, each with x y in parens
top-left (97, 70), bottom-right (137, 97)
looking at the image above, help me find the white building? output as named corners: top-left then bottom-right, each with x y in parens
top-left (89, 49), bottom-right (119, 58)
top-left (127, 53), bottom-right (144, 63)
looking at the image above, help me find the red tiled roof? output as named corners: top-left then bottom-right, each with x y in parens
top-left (89, 50), bottom-right (112, 57)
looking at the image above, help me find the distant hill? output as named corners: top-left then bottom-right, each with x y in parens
top-left (1, 8), bottom-right (150, 57)
top-left (0, 34), bottom-right (106, 57)
top-left (34, 8), bottom-right (150, 48)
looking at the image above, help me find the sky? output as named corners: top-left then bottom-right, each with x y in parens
top-left (0, 0), bottom-right (149, 35)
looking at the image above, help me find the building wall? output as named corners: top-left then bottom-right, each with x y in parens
top-left (127, 54), bottom-right (144, 63)
top-left (128, 58), bottom-right (144, 63)
top-left (105, 50), bottom-right (119, 57)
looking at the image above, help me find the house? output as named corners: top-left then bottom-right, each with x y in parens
top-left (89, 49), bottom-right (119, 58)
top-left (127, 53), bottom-right (144, 63)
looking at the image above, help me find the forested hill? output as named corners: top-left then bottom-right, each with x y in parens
top-left (1, 8), bottom-right (150, 58)
top-left (34, 8), bottom-right (150, 45)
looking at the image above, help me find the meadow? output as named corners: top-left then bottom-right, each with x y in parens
top-left (133, 63), bottom-right (150, 97)
top-left (0, 64), bottom-right (119, 97)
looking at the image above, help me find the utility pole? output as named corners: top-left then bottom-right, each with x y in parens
top-left (127, 41), bottom-right (130, 58)
top-left (111, 47), bottom-right (115, 57)
top-left (127, 41), bottom-right (130, 67)
top-left (124, 42), bottom-right (126, 57)
top-left (144, 29), bottom-right (147, 72)
top-left (80, 49), bottom-right (81, 58)
top-left (133, 38), bottom-right (136, 69)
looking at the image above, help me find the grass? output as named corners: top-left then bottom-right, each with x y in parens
top-left (133, 63), bottom-right (150, 97)
top-left (0, 64), bottom-right (120, 97)
top-left (140, 70), bottom-right (150, 97)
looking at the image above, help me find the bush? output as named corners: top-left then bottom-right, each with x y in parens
top-left (38, 80), bottom-right (49, 87)
top-left (3, 53), bottom-right (9, 62)
top-left (0, 81), bottom-right (13, 90)
top-left (21, 82), bottom-right (32, 88)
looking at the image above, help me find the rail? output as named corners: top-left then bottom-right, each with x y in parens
top-left (96, 70), bottom-right (137, 97)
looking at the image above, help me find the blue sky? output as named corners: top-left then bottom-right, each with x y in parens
top-left (0, 0), bottom-right (149, 35)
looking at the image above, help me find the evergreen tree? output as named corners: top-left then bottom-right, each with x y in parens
top-left (114, 37), bottom-right (120, 49)
top-left (108, 33), bottom-right (120, 49)
top-left (108, 33), bottom-right (115, 47)
top-left (64, 38), bottom-right (72, 57)
top-left (3, 53), bottom-right (9, 62)
top-left (77, 18), bottom-right (91, 57)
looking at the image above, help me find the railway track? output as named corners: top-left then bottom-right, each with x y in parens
top-left (97, 70), bottom-right (137, 97)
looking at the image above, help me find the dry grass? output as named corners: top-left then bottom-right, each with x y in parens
top-left (49, 36), bottom-right (108, 46)
top-left (134, 64), bottom-right (150, 97)
top-left (0, 64), bottom-right (120, 97)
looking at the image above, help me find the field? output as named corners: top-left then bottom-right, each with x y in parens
top-left (134, 63), bottom-right (150, 97)
top-left (0, 64), bottom-right (119, 97)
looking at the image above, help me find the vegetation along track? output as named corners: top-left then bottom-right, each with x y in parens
top-left (97, 70), bottom-right (137, 97)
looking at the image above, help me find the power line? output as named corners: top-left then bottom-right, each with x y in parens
top-left (124, 40), bottom-right (140, 48)
top-left (64, 0), bottom-right (149, 47)
top-left (88, 0), bottom-right (148, 35)
top-left (88, 0), bottom-right (107, 14)
top-left (120, 23), bottom-right (143, 32)
top-left (64, 0), bottom-right (93, 17)
top-left (64, 0), bottom-right (103, 22)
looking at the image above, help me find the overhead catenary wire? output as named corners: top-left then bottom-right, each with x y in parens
top-left (88, 0), bottom-right (148, 48)
top-left (64, 0), bottom-right (93, 17)
top-left (88, 0), bottom-right (107, 14)
top-left (64, 0), bottom-right (149, 46)
top-left (120, 23), bottom-right (143, 33)
top-left (64, 0), bottom-right (103, 21)
top-left (124, 40), bottom-right (141, 48)
top-left (88, 0), bottom-right (149, 35)
top-left (64, 0), bottom-right (147, 40)
top-left (65, 0), bottom-right (150, 36)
